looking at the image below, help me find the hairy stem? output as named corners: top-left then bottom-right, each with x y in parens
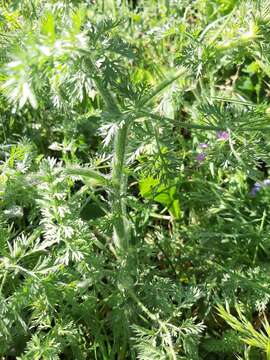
top-left (84, 55), bottom-right (130, 252)
top-left (85, 55), bottom-right (187, 253)
top-left (111, 120), bottom-right (130, 251)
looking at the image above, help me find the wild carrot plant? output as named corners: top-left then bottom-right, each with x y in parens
top-left (1, 1), bottom-right (270, 359)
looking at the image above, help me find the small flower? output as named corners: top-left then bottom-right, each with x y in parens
top-left (196, 153), bottom-right (206, 162)
top-left (263, 179), bottom-right (270, 186)
top-left (217, 131), bottom-right (229, 141)
top-left (250, 182), bottom-right (261, 196)
top-left (198, 143), bottom-right (208, 149)
top-left (250, 179), bottom-right (270, 196)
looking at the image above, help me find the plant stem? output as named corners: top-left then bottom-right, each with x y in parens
top-left (84, 55), bottom-right (130, 253)
top-left (85, 56), bottom-right (187, 253)
top-left (137, 68), bottom-right (187, 108)
top-left (111, 120), bottom-right (130, 251)
top-left (128, 288), bottom-right (177, 360)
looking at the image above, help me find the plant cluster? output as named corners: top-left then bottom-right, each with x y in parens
top-left (1, 0), bottom-right (270, 359)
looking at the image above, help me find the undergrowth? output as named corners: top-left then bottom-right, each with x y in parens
top-left (1, 0), bottom-right (270, 359)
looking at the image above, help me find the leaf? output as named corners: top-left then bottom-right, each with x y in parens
top-left (41, 12), bottom-right (55, 42)
top-left (139, 176), bottom-right (182, 219)
top-left (65, 167), bottom-right (109, 187)
top-left (19, 82), bottom-right (37, 109)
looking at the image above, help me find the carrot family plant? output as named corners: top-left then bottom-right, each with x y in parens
top-left (1, 0), bottom-right (270, 359)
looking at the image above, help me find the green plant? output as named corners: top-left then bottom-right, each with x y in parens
top-left (217, 303), bottom-right (270, 359)
top-left (1, 1), bottom-right (270, 359)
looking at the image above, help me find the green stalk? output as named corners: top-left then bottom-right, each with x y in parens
top-left (111, 120), bottom-right (130, 251)
top-left (83, 56), bottom-right (119, 112)
top-left (83, 55), bottom-right (130, 252)
top-left (137, 67), bottom-right (187, 108)
top-left (128, 288), bottom-right (177, 360)
top-left (65, 167), bottom-right (109, 186)
top-left (84, 55), bottom-right (187, 253)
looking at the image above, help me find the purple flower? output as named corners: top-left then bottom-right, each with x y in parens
top-left (250, 180), bottom-right (270, 196)
top-left (217, 131), bottom-right (229, 141)
top-left (196, 153), bottom-right (206, 162)
top-left (198, 143), bottom-right (208, 149)
top-left (250, 182), bottom-right (262, 196)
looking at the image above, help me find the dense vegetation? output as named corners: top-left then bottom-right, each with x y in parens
top-left (1, 0), bottom-right (270, 358)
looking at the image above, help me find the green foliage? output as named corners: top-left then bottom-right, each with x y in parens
top-left (217, 303), bottom-right (270, 358)
top-left (139, 176), bottom-right (181, 219)
top-left (1, 0), bottom-right (270, 359)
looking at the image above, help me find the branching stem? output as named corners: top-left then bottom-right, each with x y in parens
top-left (85, 55), bottom-right (131, 252)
